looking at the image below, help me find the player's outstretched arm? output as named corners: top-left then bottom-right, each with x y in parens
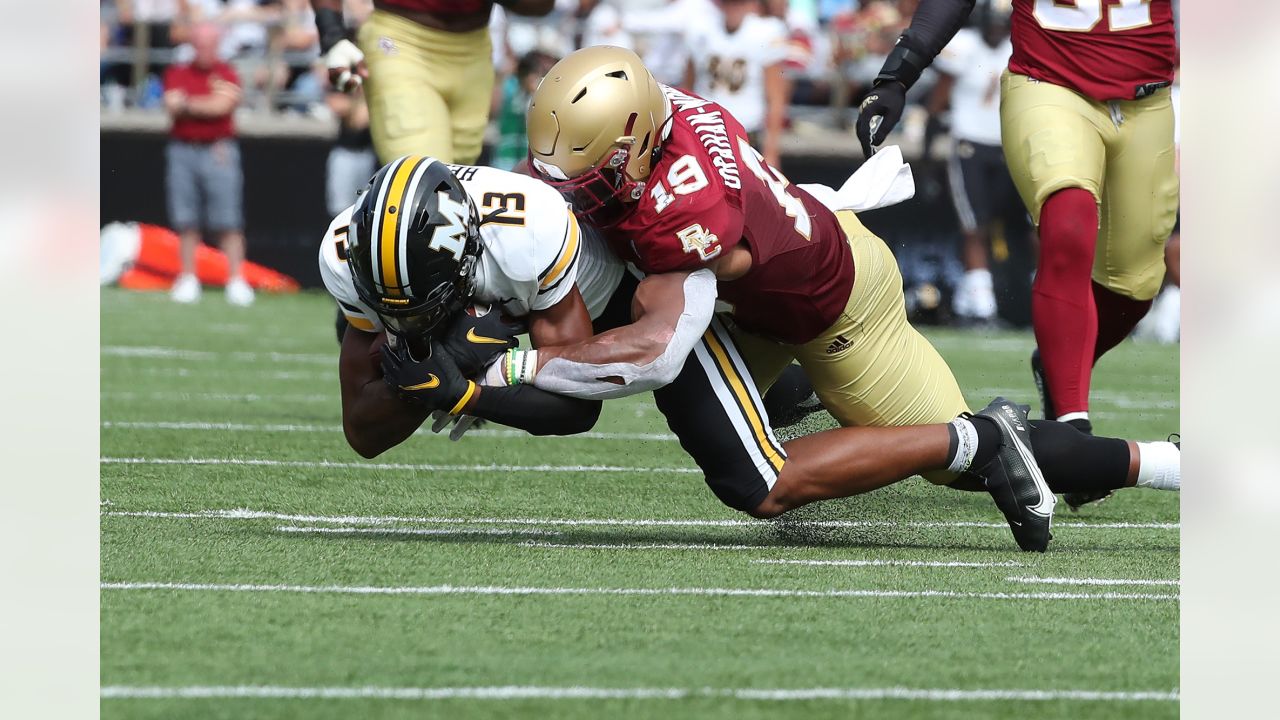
top-left (488, 270), bottom-right (717, 400)
top-left (856, 0), bottom-right (976, 156)
top-left (337, 326), bottom-right (432, 458)
top-left (434, 294), bottom-right (604, 437)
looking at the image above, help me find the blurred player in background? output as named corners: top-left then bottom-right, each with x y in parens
top-left (685, 0), bottom-right (791, 169)
top-left (858, 0), bottom-right (1179, 455)
top-left (162, 22), bottom-right (253, 306)
top-left (311, 0), bottom-right (554, 164)
top-left (926, 0), bottom-right (1014, 324)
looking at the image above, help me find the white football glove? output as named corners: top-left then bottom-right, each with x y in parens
top-left (326, 39), bottom-right (366, 93)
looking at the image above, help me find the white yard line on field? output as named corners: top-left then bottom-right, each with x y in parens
top-left (100, 456), bottom-right (701, 474)
top-left (101, 421), bottom-right (679, 442)
top-left (104, 367), bottom-right (332, 381)
top-left (103, 391), bottom-right (335, 404)
top-left (1007, 576), bottom-right (1180, 587)
top-left (99, 581), bottom-right (1178, 601)
top-left (518, 541), bottom-right (771, 551)
top-left (102, 345), bottom-right (334, 365)
top-left (756, 559), bottom-right (1023, 569)
top-left (102, 508), bottom-right (1181, 531)
top-left (99, 684), bottom-right (1179, 702)
top-left (275, 525), bottom-right (562, 537)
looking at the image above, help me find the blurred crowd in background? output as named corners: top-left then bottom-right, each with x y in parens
top-left (98, 0), bottom-right (1180, 339)
top-left (99, 1), bottom-right (973, 134)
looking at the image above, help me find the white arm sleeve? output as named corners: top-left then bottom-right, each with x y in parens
top-left (531, 269), bottom-right (717, 400)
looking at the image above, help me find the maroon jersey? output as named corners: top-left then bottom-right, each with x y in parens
top-left (603, 86), bottom-right (853, 345)
top-left (380, 0), bottom-right (491, 15)
top-left (1009, 0), bottom-right (1177, 102)
top-left (163, 62), bottom-right (239, 143)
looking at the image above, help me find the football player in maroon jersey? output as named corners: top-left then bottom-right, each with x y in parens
top-left (858, 0), bottom-right (1179, 509)
top-left (474, 46), bottom-right (1179, 551)
top-left (312, 0), bottom-right (554, 164)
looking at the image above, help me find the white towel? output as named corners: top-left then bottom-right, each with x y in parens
top-left (797, 145), bottom-right (915, 213)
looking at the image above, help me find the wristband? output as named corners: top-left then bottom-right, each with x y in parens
top-left (448, 380), bottom-right (479, 416)
top-left (874, 39), bottom-right (929, 90)
top-left (504, 348), bottom-right (539, 386)
top-left (315, 7), bottom-right (347, 54)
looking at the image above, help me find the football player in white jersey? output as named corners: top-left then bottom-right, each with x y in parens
top-left (684, 0), bottom-right (791, 167)
top-left (320, 155), bottom-right (638, 457)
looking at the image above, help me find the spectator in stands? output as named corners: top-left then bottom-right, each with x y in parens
top-left (621, 0), bottom-right (718, 86)
top-left (492, 50), bottom-right (558, 172)
top-left (163, 22), bottom-right (254, 306)
top-left (928, 2), bottom-right (1015, 324)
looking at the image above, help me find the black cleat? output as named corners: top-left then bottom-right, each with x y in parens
top-left (765, 365), bottom-right (826, 430)
top-left (970, 397), bottom-right (1057, 552)
top-left (1064, 489), bottom-right (1114, 512)
top-left (1030, 349), bottom-right (1054, 421)
top-left (1032, 349), bottom-right (1092, 434)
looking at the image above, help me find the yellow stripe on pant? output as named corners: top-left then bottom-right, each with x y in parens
top-left (357, 10), bottom-right (495, 165)
top-left (703, 326), bottom-right (786, 474)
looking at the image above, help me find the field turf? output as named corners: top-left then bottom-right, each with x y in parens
top-left (100, 287), bottom-right (1180, 719)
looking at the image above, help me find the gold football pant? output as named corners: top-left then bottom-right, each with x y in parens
top-left (1000, 71), bottom-right (1179, 301)
top-left (357, 10), bottom-right (494, 165)
top-left (729, 211), bottom-right (971, 484)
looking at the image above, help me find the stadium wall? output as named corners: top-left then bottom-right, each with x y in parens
top-left (100, 130), bottom-right (1033, 326)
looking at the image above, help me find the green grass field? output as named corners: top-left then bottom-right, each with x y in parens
top-left (100, 287), bottom-right (1180, 719)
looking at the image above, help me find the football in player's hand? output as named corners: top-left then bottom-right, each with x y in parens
top-left (441, 303), bottom-right (526, 377)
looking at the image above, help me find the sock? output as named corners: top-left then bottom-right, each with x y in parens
top-left (1032, 188), bottom-right (1099, 418)
top-left (1135, 441), bottom-right (1180, 491)
top-left (946, 416), bottom-right (1001, 473)
top-left (1091, 281), bottom-right (1154, 362)
top-left (1027, 419), bottom-right (1129, 494)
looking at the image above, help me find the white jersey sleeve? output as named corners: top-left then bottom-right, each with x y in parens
top-left (317, 204), bottom-right (384, 335)
top-left (452, 164), bottom-right (583, 318)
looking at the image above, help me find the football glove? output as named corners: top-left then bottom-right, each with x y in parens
top-left (855, 81), bottom-right (907, 158)
top-left (429, 410), bottom-right (482, 441)
top-left (380, 339), bottom-right (477, 414)
top-left (325, 38), bottom-right (367, 93)
top-left (440, 303), bottom-right (526, 377)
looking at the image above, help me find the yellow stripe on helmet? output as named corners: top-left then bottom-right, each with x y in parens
top-left (379, 156), bottom-right (426, 297)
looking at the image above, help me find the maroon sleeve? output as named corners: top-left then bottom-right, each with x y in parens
top-left (635, 190), bottom-right (745, 274)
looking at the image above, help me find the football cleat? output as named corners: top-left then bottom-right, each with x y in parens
top-left (1031, 348), bottom-right (1092, 434)
top-left (1029, 349), bottom-right (1054, 422)
top-left (1064, 489), bottom-right (1114, 512)
top-left (970, 397), bottom-right (1056, 552)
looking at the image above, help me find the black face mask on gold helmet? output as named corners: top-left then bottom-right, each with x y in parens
top-left (347, 156), bottom-right (483, 348)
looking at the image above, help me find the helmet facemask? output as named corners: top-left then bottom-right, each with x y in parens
top-left (347, 158), bottom-right (484, 352)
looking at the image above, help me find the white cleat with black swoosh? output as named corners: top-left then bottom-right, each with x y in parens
top-left (971, 397), bottom-right (1056, 552)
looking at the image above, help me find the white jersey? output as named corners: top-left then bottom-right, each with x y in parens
top-left (685, 13), bottom-right (789, 134)
top-left (318, 164), bottom-right (624, 334)
top-left (935, 28), bottom-right (1012, 147)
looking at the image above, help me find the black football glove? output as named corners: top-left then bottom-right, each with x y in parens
top-left (440, 303), bottom-right (526, 378)
top-left (855, 81), bottom-right (907, 158)
top-left (380, 339), bottom-right (477, 414)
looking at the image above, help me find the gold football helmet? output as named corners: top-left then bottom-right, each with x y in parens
top-left (526, 46), bottom-right (669, 225)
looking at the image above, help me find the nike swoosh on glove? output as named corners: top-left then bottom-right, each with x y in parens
top-left (380, 339), bottom-right (476, 413)
top-left (440, 303), bottom-right (526, 378)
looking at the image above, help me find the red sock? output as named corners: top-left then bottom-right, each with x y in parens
top-left (1031, 188), bottom-right (1098, 419)
top-left (1092, 281), bottom-right (1153, 362)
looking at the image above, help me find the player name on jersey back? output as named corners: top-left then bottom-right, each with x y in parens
top-left (1009, 0), bottom-right (1176, 101)
top-left (603, 86), bottom-right (853, 345)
